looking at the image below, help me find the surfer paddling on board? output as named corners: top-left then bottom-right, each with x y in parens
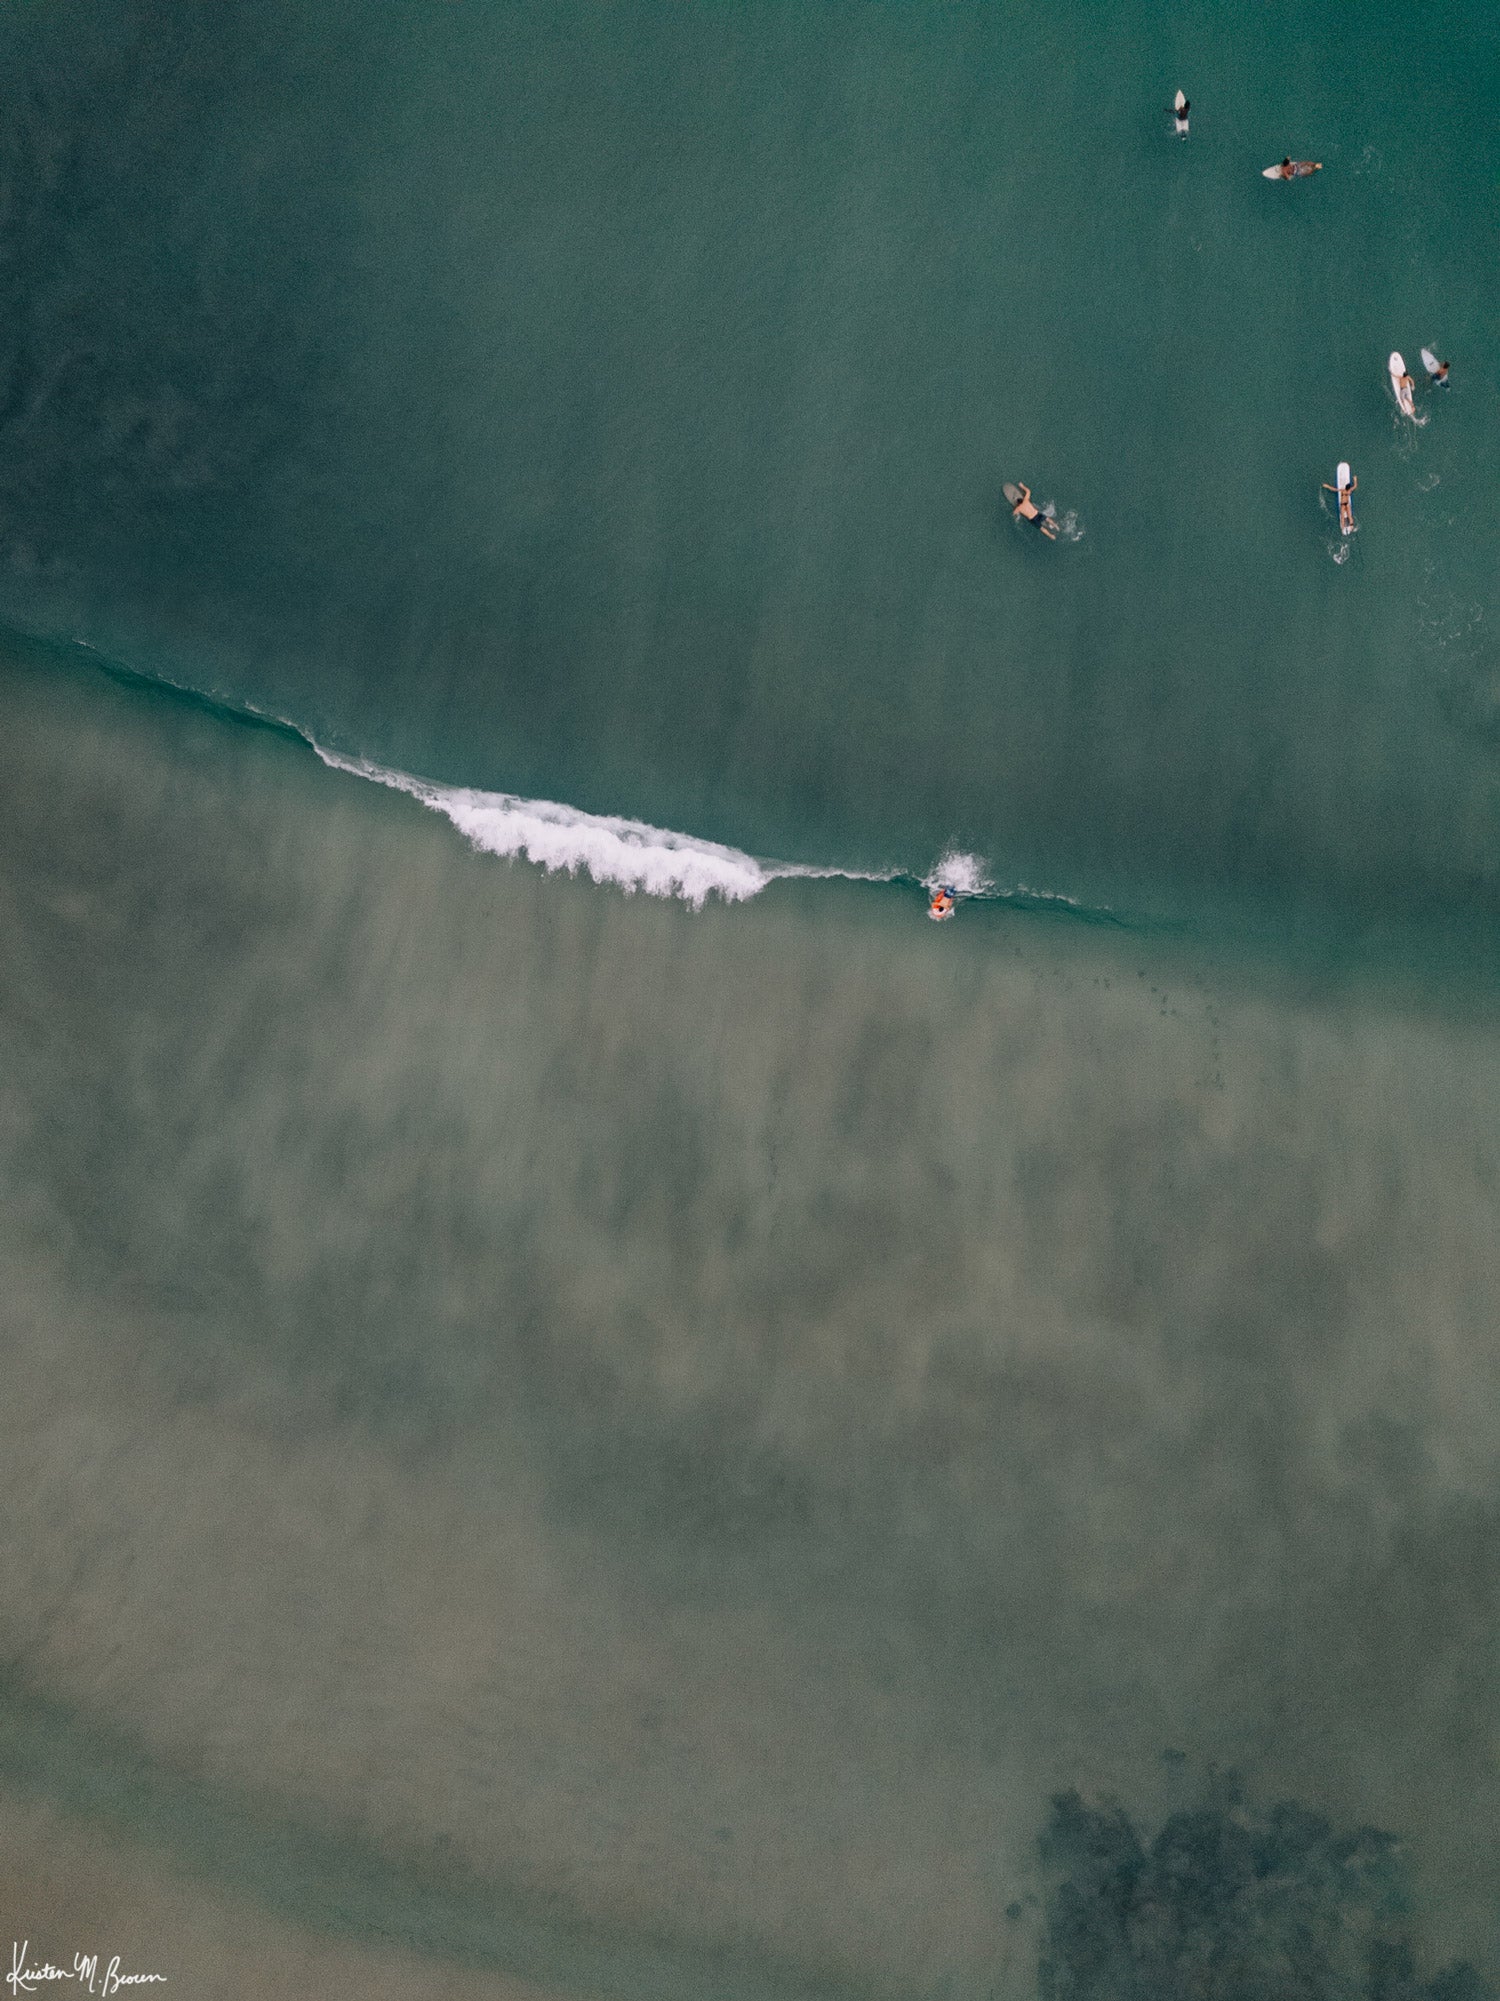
top-left (1172, 90), bottom-right (1190, 138)
top-left (1323, 464), bottom-right (1358, 536)
top-left (1421, 348), bottom-right (1451, 388)
top-left (928, 885), bottom-right (957, 922)
top-left (1388, 352), bottom-right (1418, 420)
top-left (1005, 482), bottom-right (1059, 540)
top-left (1265, 156), bottom-right (1322, 179)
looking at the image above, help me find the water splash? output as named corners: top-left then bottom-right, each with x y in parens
top-left (1041, 503), bottom-right (1086, 543)
top-left (924, 850), bottom-right (993, 898)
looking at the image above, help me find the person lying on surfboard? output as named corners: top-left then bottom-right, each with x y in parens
top-left (928, 886), bottom-right (956, 921)
top-left (1009, 483), bottom-right (1059, 539)
top-left (1270, 156), bottom-right (1321, 179)
top-left (1322, 468), bottom-right (1357, 536)
top-left (1172, 90), bottom-right (1190, 138)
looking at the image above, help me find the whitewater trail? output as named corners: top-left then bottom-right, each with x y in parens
top-left (314, 746), bottom-right (898, 910)
top-left (78, 640), bottom-right (1121, 922)
top-left (316, 746), bottom-right (1129, 921)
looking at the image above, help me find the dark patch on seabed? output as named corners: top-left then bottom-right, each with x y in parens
top-left (2, 0), bottom-right (1499, 1991)
top-left (1038, 1775), bottom-right (1494, 2001)
top-left (3, 1663), bottom-right (1491, 2001)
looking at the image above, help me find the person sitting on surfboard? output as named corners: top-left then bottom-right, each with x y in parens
top-left (1422, 351), bottom-right (1451, 387)
top-left (1172, 91), bottom-right (1190, 138)
top-left (928, 886), bottom-right (956, 921)
top-left (1322, 467), bottom-right (1357, 536)
top-left (1009, 482), bottom-right (1059, 540)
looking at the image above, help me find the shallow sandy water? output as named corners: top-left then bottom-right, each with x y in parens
top-left (2, 644), bottom-right (1495, 1995)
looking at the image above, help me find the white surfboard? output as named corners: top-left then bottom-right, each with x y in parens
top-left (1420, 347), bottom-right (1441, 377)
top-left (1332, 462), bottom-right (1356, 536)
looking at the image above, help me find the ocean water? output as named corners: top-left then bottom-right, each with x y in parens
top-left (1, 2), bottom-right (1498, 1996)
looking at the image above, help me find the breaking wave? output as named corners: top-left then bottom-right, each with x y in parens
top-left (75, 638), bottom-right (1127, 925)
top-left (314, 747), bottom-right (913, 910)
top-left (314, 747), bottom-right (777, 909)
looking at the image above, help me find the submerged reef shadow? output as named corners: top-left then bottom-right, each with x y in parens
top-left (1036, 1771), bottom-right (1493, 2001)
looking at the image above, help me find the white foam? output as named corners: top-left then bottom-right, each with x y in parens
top-left (772, 859), bottom-right (900, 889)
top-left (1039, 501), bottom-right (1084, 543)
top-left (73, 645), bottom-right (1104, 921)
top-left (925, 849), bottom-right (993, 898)
top-left (314, 747), bottom-right (770, 909)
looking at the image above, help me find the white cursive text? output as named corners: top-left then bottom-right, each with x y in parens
top-left (9, 1944), bottom-right (165, 1996)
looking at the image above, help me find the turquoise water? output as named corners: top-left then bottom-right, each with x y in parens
top-left (2, 0), bottom-right (1498, 923)
top-left (1, 3), bottom-right (1498, 1995)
